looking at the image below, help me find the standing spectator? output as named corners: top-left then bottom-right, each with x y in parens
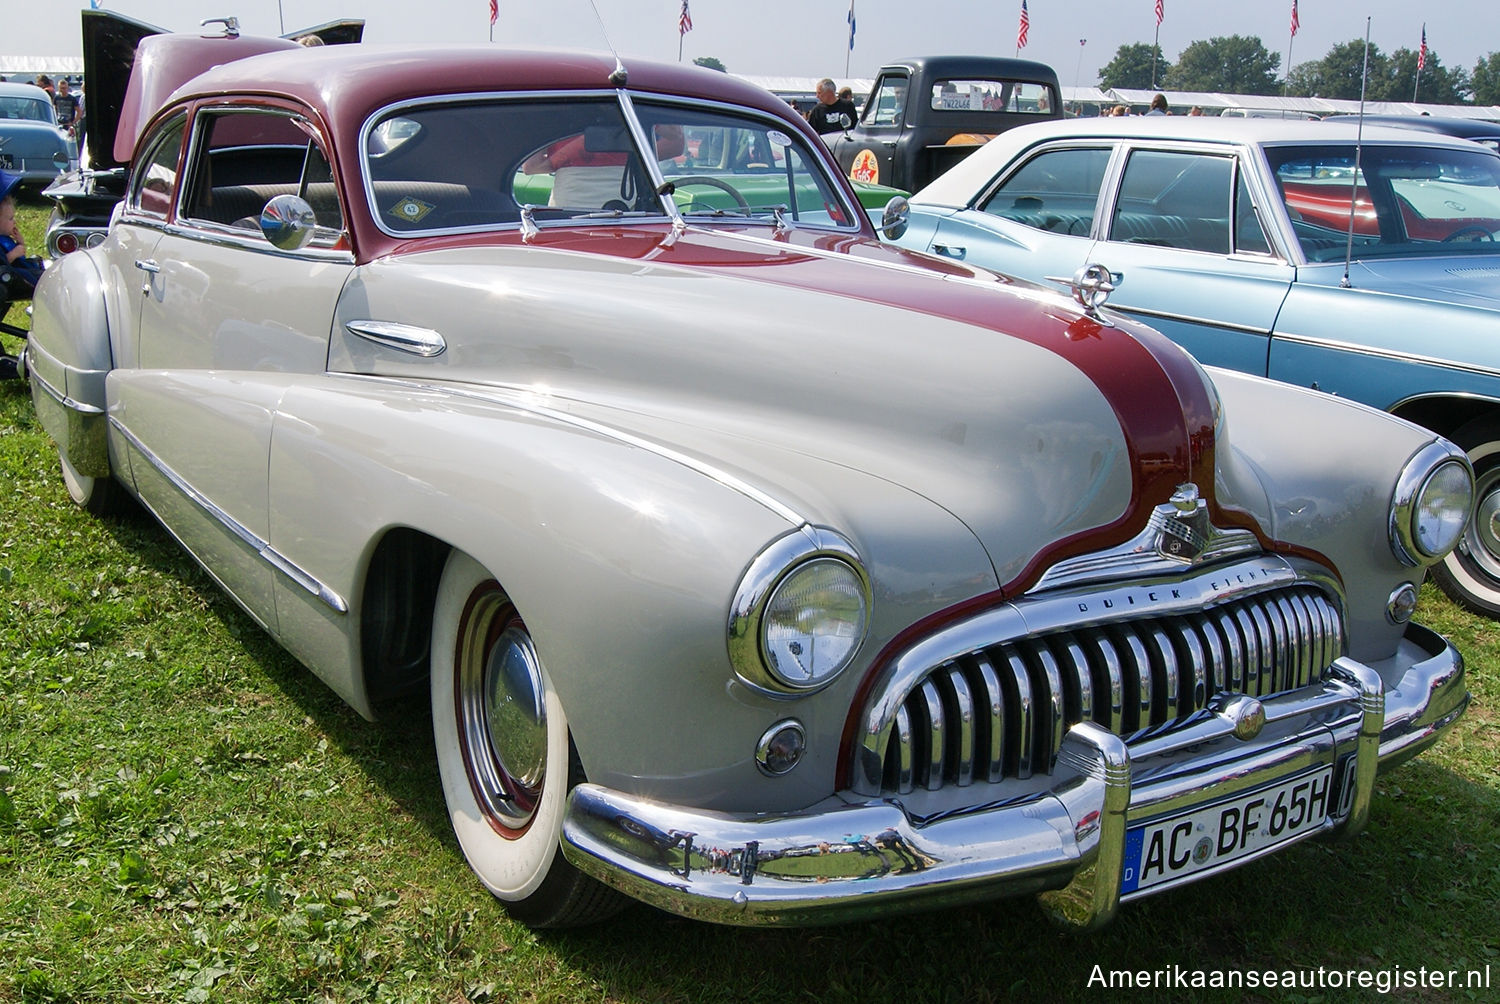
top-left (1146, 93), bottom-right (1168, 116)
top-left (35, 74), bottom-right (54, 96)
top-left (53, 79), bottom-right (80, 135)
top-left (807, 77), bottom-right (858, 135)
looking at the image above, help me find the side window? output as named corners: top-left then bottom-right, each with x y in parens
top-left (129, 117), bottom-right (187, 219)
top-left (1234, 168), bottom-right (1272, 255)
top-left (978, 146), bottom-right (1110, 236)
top-left (863, 76), bottom-right (908, 127)
top-left (180, 108), bottom-right (344, 243)
top-left (1111, 150), bottom-right (1232, 254)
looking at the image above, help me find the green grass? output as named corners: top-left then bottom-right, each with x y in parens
top-left (2, 198), bottom-right (1497, 1003)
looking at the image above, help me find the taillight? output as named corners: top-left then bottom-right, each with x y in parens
top-left (55, 232), bottom-right (79, 254)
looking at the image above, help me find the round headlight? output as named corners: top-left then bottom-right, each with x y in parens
top-left (762, 558), bottom-right (867, 689)
top-left (728, 528), bottom-right (872, 696)
top-left (1391, 443), bottom-right (1474, 566)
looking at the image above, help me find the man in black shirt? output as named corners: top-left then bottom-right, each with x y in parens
top-left (807, 78), bottom-right (858, 135)
top-left (53, 80), bottom-right (80, 134)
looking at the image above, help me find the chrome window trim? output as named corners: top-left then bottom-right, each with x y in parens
top-left (124, 112), bottom-right (190, 221)
top-left (357, 88), bottom-right (863, 239)
top-left (109, 416), bottom-right (349, 614)
top-left (158, 222), bottom-right (355, 263)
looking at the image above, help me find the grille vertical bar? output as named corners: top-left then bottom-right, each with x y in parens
top-left (873, 585), bottom-right (1343, 794)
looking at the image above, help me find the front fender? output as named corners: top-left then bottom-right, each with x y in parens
top-left (1211, 366), bottom-right (1445, 671)
top-left (261, 374), bottom-right (996, 813)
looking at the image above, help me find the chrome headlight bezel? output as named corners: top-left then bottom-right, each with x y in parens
top-left (728, 527), bottom-right (872, 697)
top-left (1390, 440), bottom-right (1474, 566)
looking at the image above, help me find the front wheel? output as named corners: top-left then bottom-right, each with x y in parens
top-left (430, 550), bottom-right (622, 927)
top-left (1432, 417), bottom-right (1500, 616)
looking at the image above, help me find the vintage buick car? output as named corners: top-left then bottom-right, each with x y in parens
top-left (0, 82), bottom-right (72, 189)
top-left (885, 116), bottom-right (1500, 618)
top-left (27, 41), bottom-right (1473, 929)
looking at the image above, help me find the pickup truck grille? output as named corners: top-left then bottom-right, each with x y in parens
top-left (872, 584), bottom-right (1342, 795)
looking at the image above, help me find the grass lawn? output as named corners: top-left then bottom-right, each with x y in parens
top-left (1, 196), bottom-right (1497, 1003)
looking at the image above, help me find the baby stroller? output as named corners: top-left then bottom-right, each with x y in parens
top-left (0, 169), bottom-right (42, 380)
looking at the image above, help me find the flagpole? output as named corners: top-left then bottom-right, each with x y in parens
top-left (1152, 24), bottom-right (1160, 89)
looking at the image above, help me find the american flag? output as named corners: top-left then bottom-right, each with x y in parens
top-left (1418, 23), bottom-right (1427, 71)
top-left (1017, 0), bottom-right (1029, 49)
top-left (1289, 0), bottom-right (1299, 38)
top-left (489, 0), bottom-right (497, 27)
top-left (1155, 0), bottom-right (1164, 27)
top-left (679, 0), bottom-right (693, 36)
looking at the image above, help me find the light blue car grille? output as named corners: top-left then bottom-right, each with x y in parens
top-left (875, 584), bottom-right (1344, 795)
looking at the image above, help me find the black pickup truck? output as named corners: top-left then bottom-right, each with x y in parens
top-left (827, 56), bottom-right (1061, 194)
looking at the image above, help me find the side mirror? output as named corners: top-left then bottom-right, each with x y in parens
top-left (260, 194), bottom-right (318, 251)
top-left (876, 195), bottom-right (910, 240)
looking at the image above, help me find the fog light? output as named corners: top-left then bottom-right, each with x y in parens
top-left (1387, 582), bottom-right (1419, 624)
top-left (756, 720), bottom-right (806, 776)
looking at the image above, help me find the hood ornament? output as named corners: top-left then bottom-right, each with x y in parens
top-left (1157, 483), bottom-right (1212, 562)
top-left (1046, 263), bottom-right (1119, 322)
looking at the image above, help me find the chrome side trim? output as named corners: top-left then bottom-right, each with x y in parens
top-left (110, 418), bottom-right (349, 614)
top-left (344, 319), bottom-right (447, 357)
top-left (1111, 303), bottom-right (1270, 337)
top-left (1272, 328), bottom-right (1500, 383)
top-left (331, 374), bottom-right (808, 527)
top-left (29, 366), bottom-right (105, 416)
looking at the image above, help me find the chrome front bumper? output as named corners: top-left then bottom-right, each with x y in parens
top-left (561, 622), bottom-right (1466, 928)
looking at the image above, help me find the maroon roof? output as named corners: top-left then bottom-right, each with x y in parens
top-left (168, 44), bottom-right (799, 138)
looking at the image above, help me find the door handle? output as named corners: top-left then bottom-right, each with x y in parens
top-left (134, 258), bottom-right (160, 296)
top-left (932, 244), bottom-right (966, 260)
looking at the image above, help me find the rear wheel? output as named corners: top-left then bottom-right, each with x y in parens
top-left (1433, 417), bottom-right (1500, 616)
top-left (60, 451), bottom-right (128, 516)
top-left (430, 550), bottom-right (622, 927)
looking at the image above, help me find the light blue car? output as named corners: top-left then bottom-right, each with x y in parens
top-left (885, 116), bottom-right (1500, 618)
top-left (0, 82), bottom-right (71, 188)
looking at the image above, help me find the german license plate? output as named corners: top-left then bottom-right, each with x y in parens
top-left (1121, 766), bottom-right (1332, 895)
top-left (0, 154), bottom-right (13, 170)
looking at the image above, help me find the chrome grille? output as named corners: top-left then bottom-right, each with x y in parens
top-left (873, 584), bottom-right (1343, 795)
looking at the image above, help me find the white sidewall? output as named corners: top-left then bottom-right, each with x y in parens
top-left (430, 550), bottom-right (568, 901)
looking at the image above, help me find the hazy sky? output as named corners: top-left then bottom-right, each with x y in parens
top-left (15, 1), bottom-right (1499, 86)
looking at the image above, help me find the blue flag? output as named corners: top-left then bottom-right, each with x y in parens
top-left (847, 3), bottom-right (856, 52)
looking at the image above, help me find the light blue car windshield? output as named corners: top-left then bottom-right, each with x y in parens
top-left (1269, 144), bottom-right (1500, 261)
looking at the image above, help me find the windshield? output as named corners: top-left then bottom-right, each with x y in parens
top-left (1269, 144), bottom-right (1500, 261)
top-left (0, 96), bottom-right (54, 124)
top-left (362, 95), bottom-right (858, 235)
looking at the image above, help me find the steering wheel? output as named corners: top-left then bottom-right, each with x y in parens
top-left (1443, 225), bottom-right (1495, 242)
top-left (669, 175), bottom-right (752, 214)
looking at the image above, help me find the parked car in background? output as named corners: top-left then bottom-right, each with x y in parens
top-left (885, 115), bottom-right (1500, 616)
top-left (0, 82), bottom-right (72, 189)
top-left (826, 56), bottom-right (1061, 193)
top-left (27, 36), bottom-right (1472, 931)
top-left (41, 9), bottom-right (364, 257)
top-left (1321, 113), bottom-right (1500, 153)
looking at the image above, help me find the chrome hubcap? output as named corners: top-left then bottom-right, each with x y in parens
top-left (1460, 470), bottom-right (1500, 584)
top-left (456, 586), bottom-right (547, 834)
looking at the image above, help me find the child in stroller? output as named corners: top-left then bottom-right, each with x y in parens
top-left (0, 169), bottom-right (43, 379)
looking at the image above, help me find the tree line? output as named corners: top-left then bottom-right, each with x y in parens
top-left (1098, 37), bottom-right (1500, 105)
